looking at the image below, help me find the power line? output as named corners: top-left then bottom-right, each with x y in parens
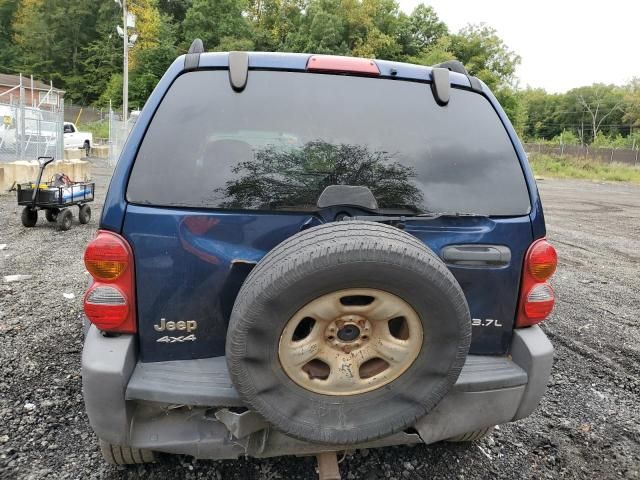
top-left (523, 123), bottom-right (634, 129)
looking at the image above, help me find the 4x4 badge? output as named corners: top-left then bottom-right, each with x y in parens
top-left (157, 335), bottom-right (196, 343)
top-left (154, 318), bottom-right (197, 333)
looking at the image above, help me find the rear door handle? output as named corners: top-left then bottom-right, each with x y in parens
top-left (441, 245), bottom-right (511, 266)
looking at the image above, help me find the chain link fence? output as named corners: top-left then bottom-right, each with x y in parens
top-left (108, 109), bottom-right (133, 167)
top-left (65, 104), bottom-right (109, 125)
top-left (0, 101), bottom-right (64, 163)
top-left (524, 143), bottom-right (640, 165)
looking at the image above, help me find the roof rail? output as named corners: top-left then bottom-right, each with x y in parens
top-left (432, 60), bottom-right (482, 93)
top-left (185, 39), bottom-right (204, 71)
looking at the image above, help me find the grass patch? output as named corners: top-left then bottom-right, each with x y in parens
top-left (77, 120), bottom-right (109, 140)
top-left (529, 154), bottom-right (640, 184)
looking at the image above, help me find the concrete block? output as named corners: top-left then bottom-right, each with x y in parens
top-left (0, 159), bottom-right (91, 192)
top-left (64, 148), bottom-right (83, 160)
top-left (91, 145), bottom-right (109, 159)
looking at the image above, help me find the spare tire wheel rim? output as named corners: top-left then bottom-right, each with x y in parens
top-left (278, 288), bottom-right (423, 395)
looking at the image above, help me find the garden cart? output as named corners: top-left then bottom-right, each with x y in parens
top-left (17, 156), bottom-right (95, 231)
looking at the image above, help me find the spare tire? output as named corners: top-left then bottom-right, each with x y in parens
top-left (226, 221), bottom-right (470, 445)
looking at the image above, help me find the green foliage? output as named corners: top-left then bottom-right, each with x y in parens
top-left (397, 4), bottom-right (447, 58)
top-left (182, 0), bottom-right (251, 50)
top-left (521, 83), bottom-right (632, 144)
top-left (627, 131), bottom-right (640, 149)
top-left (212, 36), bottom-right (256, 52)
top-left (78, 1), bottom-right (121, 104)
top-left (78, 120), bottom-right (110, 139)
top-left (520, 88), bottom-right (563, 140)
top-left (622, 78), bottom-right (640, 129)
top-left (496, 87), bottom-right (526, 136)
top-left (12, 0), bottom-right (99, 97)
top-left (562, 84), bottom-right (625, 142)
top-left (1, 0), bottom-right (638, 151)
top-left (158, 0), bottom-right (190, 22)
top-left (129, 14), bottom-right (178, 107)
top-left (591, 132), bottom-right (627, 149)
top-left (551, 130), bottom-right (580, 145)
top-left (0, 0), bottom-right (20, 68)
top-left (448, 24), bottom-right (520, 90)
top-left (529, 154), bottom-right (640, 184)
top-left (247, 0), bottom-right (304, 51)
top-left (98, 73), bottom-right (123, 108)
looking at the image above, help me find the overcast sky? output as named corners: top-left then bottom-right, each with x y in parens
top-left (397, 0), bottom-right (639, 92)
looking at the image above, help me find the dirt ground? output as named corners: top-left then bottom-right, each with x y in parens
top-left (0, 158), bottom-right (638, 479)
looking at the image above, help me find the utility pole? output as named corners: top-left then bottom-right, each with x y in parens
top-left (122, 0), bottom-right (128, 125)
top-left (115, 0), bottom-right (137, 123)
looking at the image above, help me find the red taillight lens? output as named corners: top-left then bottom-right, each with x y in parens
top-left (83, 231), bottom-right (136, 333)
top-left (524, 283), bottom-right (555, 319)
top-left (516, 239), bottom-right (557, 328)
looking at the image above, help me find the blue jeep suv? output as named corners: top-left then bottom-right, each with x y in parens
top-left (81, 43), bottom-right (557, 470)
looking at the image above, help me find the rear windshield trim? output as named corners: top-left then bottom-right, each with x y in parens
top-left (126, 70), bottom-right (531, 216)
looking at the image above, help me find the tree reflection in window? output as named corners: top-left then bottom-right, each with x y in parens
top-left (216, 140), bottom-right (423, 212)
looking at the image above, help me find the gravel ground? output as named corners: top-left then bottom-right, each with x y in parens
top-left (0, 159), bottom-right (638, 479)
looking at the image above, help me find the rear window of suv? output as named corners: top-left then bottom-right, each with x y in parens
top-left (127, 70), bottom-right (531, 216)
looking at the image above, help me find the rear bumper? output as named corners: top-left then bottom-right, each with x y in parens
top-left (81, 325), bottom-right (553, 459)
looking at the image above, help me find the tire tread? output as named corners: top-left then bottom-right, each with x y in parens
top-left (447, 426), bottom-right (495, 442)
top-left (227, 221), bottom-right (471, 445)
top-left (99, 439), bottom-right (156, 465)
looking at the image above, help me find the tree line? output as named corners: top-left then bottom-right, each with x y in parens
top-left (519, 79), bottom-right (640, 148)
top-left (0, 0), bottom-right (638, 147)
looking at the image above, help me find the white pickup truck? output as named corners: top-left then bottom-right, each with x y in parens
top-left (64, 122), bottom-right (93, 155)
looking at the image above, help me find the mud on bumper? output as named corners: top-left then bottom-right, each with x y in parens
top-left (81, 325), bottom-right (553, 459)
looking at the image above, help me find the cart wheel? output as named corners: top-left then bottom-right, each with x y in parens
top-left (78, 204), bottom-right (91, 224)
top-left (57, 209), bottom-right (73, 231)
top-left (45, 208), bottom-right (59, 222)
top-left (21, 207), bottom-right (38, 227)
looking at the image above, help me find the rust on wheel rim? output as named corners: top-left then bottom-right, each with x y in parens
top-left (278, 288), bottom-right (424, 396)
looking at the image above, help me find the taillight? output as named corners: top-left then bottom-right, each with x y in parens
top-left (83, 231), bottom-right (136, 333)
top-left (516, 239), bottom-right (557, 328)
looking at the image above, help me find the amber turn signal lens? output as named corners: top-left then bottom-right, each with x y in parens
top-left (84, 231), bottom-right (131, 282)
top-left (85, 259), bottom-right (127, 281)
top-left (527, 240), bottom-right (557, 281)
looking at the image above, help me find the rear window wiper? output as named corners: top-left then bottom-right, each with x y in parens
top-left (341, 212), bottom-right (487, 228)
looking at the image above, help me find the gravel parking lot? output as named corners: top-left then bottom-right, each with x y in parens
top-left (1, 158), bottom-right (638, 479)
